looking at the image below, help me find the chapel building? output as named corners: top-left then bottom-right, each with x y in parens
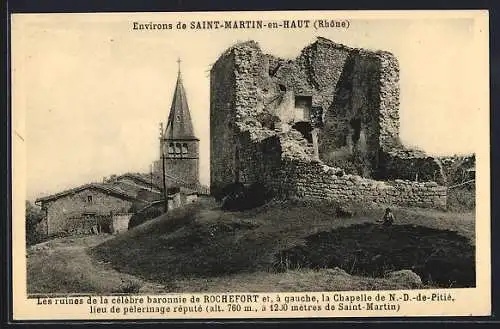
top-left (154, 60), bottom-right (200, 188)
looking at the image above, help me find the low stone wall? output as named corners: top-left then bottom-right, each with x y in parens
top-left (266, 158), bottom-right (447, 209)
top-left (61, 214), bottom-right (114, 235)
top-left (233, 132), bottom-right (447, 209)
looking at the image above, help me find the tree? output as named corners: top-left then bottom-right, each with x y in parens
top-left (26, 201), bottom-right (44, 245)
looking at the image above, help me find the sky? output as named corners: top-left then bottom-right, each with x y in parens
top-left (11, 11), bottom-right (489, 201)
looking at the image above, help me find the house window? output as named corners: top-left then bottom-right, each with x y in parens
top-left (87, 195), bottom-right (93, 203)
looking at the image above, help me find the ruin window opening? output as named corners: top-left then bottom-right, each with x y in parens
top-left (269, 63), bottom-right (282, 77)
top-left (182, 143), bottom-right (188, 155)
top-left (350, 118), bottom-right (361, 144)
top-left (278, 84), bottom-right (287, 92)
top-left (292, 121), bottom-right (313, 144)
top-left (294, 95), bottom-right (312, 122)
top-left (168, 143), bottom-right (174, 155)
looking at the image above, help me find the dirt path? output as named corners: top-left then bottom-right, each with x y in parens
top-left (27, 235), bottom-right (167, 295)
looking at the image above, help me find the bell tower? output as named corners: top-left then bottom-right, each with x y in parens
top-left (159, 59), bottom-right (200, 187)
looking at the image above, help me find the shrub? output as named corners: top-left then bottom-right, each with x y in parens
top-left (447, 187), bottom-right (475, 212)
top-left (112, 280), bottom-right (142, 294)
top-left (26, 201), bottom-right (45, 245)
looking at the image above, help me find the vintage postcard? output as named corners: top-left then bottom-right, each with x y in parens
top-left (11, 10), bottom-right (490, 320)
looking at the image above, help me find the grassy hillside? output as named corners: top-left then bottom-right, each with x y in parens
top-left (90, 197), bottom-right (475, 291)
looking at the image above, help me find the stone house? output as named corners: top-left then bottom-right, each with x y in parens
top-left (210, 38), bottom-right (449, 209)
top-left (35, 183), bottom-right (149, 235)
top-left (35, 172), bottom-right (199, 235)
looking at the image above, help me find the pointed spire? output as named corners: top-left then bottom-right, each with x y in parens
top-left (164, 59), bottom-right (198, 140)
top-left (177, 57), bottom-right (181, 77)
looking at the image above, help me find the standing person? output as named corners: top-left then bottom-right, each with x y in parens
top-left (377, 208), bottom-right (395, 226)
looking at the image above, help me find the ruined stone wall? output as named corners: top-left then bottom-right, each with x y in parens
top-left (217, 38), bottom-right (403, 179)
top-left (268, 159), bottom-right (447, 209)
top-left (229, 130), bottom-right (446, 209)
top-left (275, 41), bottom-right (353, 157)
top-left (210, 41), bottom-right (289, 194)
top-left (210, 50), bottom-right (237, 195)
top-left (272, 38), bottom-right (351, 110)
top-left (210, 39), bottom-right (447, 208)
top-left (237, 131), bottom-right (282, 185)
top-left (321, 50), bottom-right (385, 177)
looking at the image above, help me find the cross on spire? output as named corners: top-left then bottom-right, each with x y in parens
top-left (177, 57), bottom-right (181, 76)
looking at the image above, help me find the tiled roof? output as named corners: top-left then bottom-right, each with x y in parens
top-left (116, 172), bottom-right (161, 190)
top-left (35, 183), bottom-right (142, 204)
top-left (108, 181), bottom-right (145, 196)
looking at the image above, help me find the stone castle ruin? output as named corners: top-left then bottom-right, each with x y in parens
top-left (210, 37), bottom-right (447, 209)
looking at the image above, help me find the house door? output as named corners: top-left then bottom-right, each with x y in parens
top-left (83, 213), bottom-right (99, 234)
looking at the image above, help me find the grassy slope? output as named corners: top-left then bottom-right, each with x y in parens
top-left (89, 198), bottom-right (475, 292)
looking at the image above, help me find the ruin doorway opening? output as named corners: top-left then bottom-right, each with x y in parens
top-left (234, 148), bottom-right (240, 183)
top-left (350, 118), bottom-right (361, 144)
top-left (292, 121), bottom-right (313, 144)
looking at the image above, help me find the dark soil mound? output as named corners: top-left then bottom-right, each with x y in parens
top-left (91, 199), bottom-right (474, 290)
top-left (274, 223), bottom-right (475, 288)
top-left (220, 182), bottom-right (274, 211)
top-left (128, 202), bottom-right (165, 229)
